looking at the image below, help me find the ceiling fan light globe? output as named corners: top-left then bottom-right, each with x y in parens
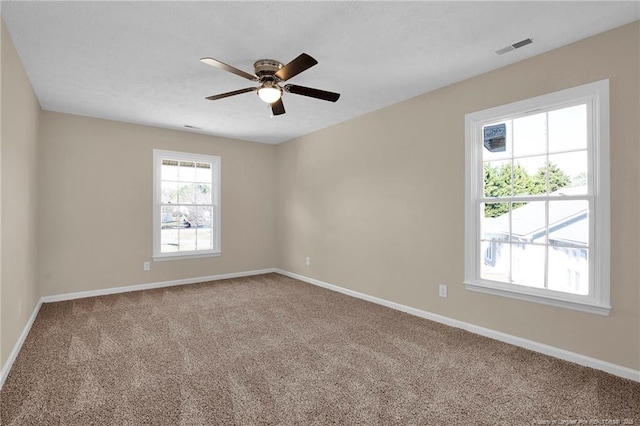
top-left (257, 86), bottom-right (282, 104)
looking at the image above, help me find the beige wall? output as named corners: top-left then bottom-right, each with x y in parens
top-left (276, 22), bottom-right (640, 370)
top-left (1, 19), bottom-right (42, 367)
top-left (38, 112), bottom-right (277, 296)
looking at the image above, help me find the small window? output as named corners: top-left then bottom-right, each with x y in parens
top-left (153, 150), bottom-right (221, 260)
top-left (464, 80), bottom-right (610, 315)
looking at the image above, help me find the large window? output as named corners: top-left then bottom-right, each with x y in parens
top-left (153, 150), bottom-right (221, 260)
top-left (464, 80), bottom-right (610, 315)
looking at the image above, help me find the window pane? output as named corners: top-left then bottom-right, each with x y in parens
top-left (195, 206), bottom-right (213, 250)
top-left (511, 243), bottom-right (545, 289)
top-left (161, 206), bottom-right (180, 228)
top-left (196, 206), bottom-right (212, 227)
top-left (513, 156), bottom-right (546, 196)
top-left (161, 160), bottom-right (179, 181)
top-left (178, 184), bottom-right (196, 204)
top-left (482, 121), bottom-right (512, 162)
top-left (548, 200), bottom-right (588, 247)
top-left (161, 181), bottom-right (178, 204)
top-left (196, 228), bottom-right (212, 250)
top-left (513, 112), bottom-right (547, 157)
top-left (161, 229), bottom-right (179, 253)
top-left (482, 203), bottom-right (509, 240)
top-left (549, 104), bottom-right (587, 153)
top-left (179, 206), bottom-right (195, 228)
top-left (548, 247), bottom-right (588, 295)
top-left (511, 201), bottom-right (546, 244)
top-left (484, 160), bottom-right (511, 198)
top-left (194, 183), bottom-right (212, 204)
top-left (179, 161), bottom-right (196, 182)
top-left (179, 228), bottom-right (197, 251)
top-left (548, 151), bottom-right (587, 195)
top-left (481, 241), bottom-right (510, 283)
top-left (195, 163), bottom-right (212, 183)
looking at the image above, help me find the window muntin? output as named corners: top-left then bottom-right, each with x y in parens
top-left (153, 150), bottom-right (221, 260)
top-left (464, 80), bottom-right (609, 315)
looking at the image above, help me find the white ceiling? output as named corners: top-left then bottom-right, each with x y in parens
top-left (2, 1), bottom-right (639, 144)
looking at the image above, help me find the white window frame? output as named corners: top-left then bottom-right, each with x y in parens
top-left (464, 80), bottom-right (610, 315)
top-left (153, 149), bottom-right (221, 261)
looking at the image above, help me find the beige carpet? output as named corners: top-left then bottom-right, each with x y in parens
top-left (1, 273), bottom-right (639, 425)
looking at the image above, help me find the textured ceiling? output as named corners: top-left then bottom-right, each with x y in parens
top-left (2, 1), bottom-right (639, 144)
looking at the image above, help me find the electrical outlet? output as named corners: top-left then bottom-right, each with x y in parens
top-left (143, 262), bottom-right (151, 271)
top-left (439, 284), bottom-right (448, 298)
top-left (305, 257), bottom-right (311, 266)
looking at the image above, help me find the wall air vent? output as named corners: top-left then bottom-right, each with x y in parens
top-left (495, 38), bottom-right (533, 55)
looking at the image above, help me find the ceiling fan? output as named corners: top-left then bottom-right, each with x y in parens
top-left (200, 53), bottom-right (340, 116)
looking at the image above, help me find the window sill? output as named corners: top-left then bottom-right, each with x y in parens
top-left (153, 251), bottom-right (221, 262)
top-left (464, 281), bottom-right (611, 316)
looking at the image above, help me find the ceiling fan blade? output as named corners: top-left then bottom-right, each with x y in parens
top-left (200, 57), bottom-right (257, 81)
top-left (274, 53), bottom-right (318, 81)
top-left (284, 84), bottom-right (340, 102)
top-left (271, 98), bottom-right (286, 116)
top-left (205, 87), bottom-right (257, 101)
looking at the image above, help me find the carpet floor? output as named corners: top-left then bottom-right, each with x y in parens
top-left (1, 273), bottom-right (639, 425)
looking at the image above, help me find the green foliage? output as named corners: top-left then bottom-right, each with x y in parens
top-left (483, 162), bottom-right (572, 218)
top-left (533, 163), bottom-right (571, 194)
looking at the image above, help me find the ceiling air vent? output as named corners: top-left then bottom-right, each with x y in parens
top-left (184, 125), bottom-right (202, 130)
top-left (495, 38), bottom-right (533, 55)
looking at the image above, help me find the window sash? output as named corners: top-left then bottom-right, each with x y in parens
top-left (475, 195), bottom-right (594, 295)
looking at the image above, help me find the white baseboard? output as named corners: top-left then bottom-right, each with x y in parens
top-left (275, 269), bottom-right (640, 383)
top-left (40, 268), bottom-right (277, 303)
top-left (0, 299), bottom-right (42, 389)
top-left (1, 268), bottom-right (276, 389)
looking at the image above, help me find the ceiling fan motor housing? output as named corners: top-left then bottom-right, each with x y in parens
top-left (254, 59), bottom-right (283, 79)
